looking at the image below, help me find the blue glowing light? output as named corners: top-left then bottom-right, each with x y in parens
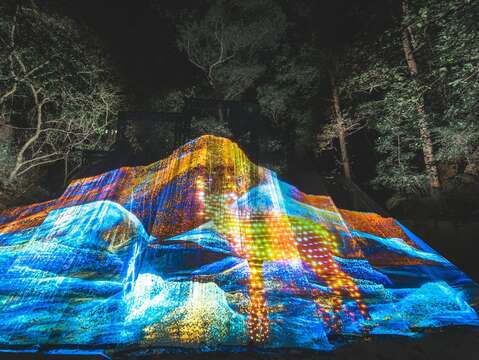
top-left (0, 136), bottom-right (477, 355)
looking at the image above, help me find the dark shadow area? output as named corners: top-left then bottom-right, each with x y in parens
top-left (0, 327), bottom-right (477, 359)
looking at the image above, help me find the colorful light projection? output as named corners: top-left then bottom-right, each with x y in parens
top-left (0, 135), bottom-right (478, 354)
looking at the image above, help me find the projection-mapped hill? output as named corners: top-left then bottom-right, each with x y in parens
top-left (0, 135), bottom-right (478, 354)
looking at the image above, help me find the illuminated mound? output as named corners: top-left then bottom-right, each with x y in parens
top-left (0, 135), bottom-right (478, 353)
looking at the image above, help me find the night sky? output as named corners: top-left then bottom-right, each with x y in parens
top-left (55, 0), bottom-right (195, 106)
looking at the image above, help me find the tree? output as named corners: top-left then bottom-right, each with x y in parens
top-left (0, 1), bottom-right (122, 187)
top-left (400, 0), bottom-right (441, 194)
top-left (316, 52), bottom-right (364, 180)
top-left (329, 0), bottom-right (479, 196)
top-left (176, 0), bottom-right (286, 103)
top-left (174, 0), bottom-right (287, 159)
top-left (257, 45), bottom-right (319, 173)
top-left (419, 0), bottom-right (479, 176)
top-left (344, 38), bottom-right (440, 194)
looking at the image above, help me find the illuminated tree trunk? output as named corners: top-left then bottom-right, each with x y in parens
top-left (401, 0), bottom-right (441, 195)
top-left (217, 101), bottom-right (224, 123)
top-left (329, 70), bottom-right (352, 180)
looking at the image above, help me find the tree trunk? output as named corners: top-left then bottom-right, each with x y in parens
top-left (329, 70), bottom-right (352, 180)
top-left (401, 0), bottom-right (441, 194)
top-left (285, 120), bottom-right (297, 175)
top-left (217, 102), bottom-right (224, 123)
top-left (64, 154), bottom-right (69, 187)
